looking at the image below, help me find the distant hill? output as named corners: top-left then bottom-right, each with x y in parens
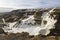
top-left (0, 7), bottom-right (15, 13)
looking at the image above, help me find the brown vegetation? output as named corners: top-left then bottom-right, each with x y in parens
top-left (0, 32), bottom-right (60, 40)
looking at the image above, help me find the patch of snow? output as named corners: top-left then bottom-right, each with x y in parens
top-left (3, 8), bottom-right (57, 35)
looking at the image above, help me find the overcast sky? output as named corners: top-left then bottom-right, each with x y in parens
top-left (0, 0), bottom-right (60, 9)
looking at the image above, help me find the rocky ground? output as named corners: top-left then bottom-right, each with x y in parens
top-left (0, 32), bottom-right (60, 40)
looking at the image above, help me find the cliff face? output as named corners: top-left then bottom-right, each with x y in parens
top-left (2, 9), bottom-right (36, 22)
top-left (45, 9), bottom-right (60, 36)
top-left (34, 9), bottom-right (60, 36)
